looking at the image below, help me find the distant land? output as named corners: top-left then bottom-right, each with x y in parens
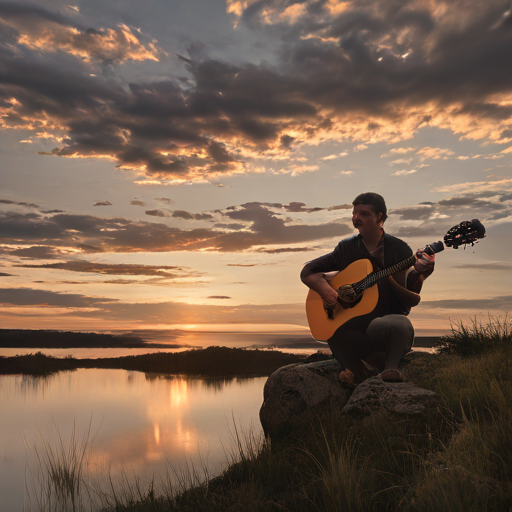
top-left (0, 329), bottom-right (441, 350)
top-left (0, 329), bottom-right (184, 349)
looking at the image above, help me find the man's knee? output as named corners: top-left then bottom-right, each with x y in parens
top-left (367, 315), bottom-right (414, 344)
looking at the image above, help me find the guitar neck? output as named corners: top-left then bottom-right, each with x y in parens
top-left (355, 240), bottom-right (444, 292)
top-left (358, 255), bottom-right (416, 291)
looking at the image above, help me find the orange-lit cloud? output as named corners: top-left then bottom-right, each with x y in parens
top-left (0, 5), bottom-right (160, 64)
top-left (1, 1), bottom-right (512, 181)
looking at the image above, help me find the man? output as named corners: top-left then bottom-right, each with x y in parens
top-left (300, 192), bottom-right (434, 384)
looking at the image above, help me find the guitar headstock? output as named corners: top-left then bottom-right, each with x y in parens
top-left (444, 219), bottom-right (486, 249)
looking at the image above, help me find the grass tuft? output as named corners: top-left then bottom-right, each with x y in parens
top-left (435, 314), bottom-right (511, 357)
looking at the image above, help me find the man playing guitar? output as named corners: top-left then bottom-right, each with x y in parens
top-left (300, 193), bottom-right (435, 385)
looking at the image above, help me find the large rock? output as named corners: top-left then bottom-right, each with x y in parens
top-left (259, 359), bottom-right (351, 437)
top-left (260, 358), bottom-right (439, 438)
top-left (341, 376), bottom-right (437, 416)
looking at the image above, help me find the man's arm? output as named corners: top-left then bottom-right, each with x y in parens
top-left (406, 250), bottom-right (435, 293)
top-left (301, 270), bottom-right (340, 306)
top-left (300, 250), bottom-right (342, 307)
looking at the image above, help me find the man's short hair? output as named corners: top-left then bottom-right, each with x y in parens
top-left (352, 192), bottom-right (388, 223)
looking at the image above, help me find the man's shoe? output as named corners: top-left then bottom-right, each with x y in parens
top-left (339, 369), bottom-right (356, 385)
top-left (379, 369), bottom-right (404, 382)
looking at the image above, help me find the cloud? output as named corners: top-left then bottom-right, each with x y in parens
top-left (0, 201), bottom-right (351, 253)
top-left (155, 197), bottom-right (175, 205)
top-left (282, 202), bottom-right (323, 213)
top-left (145, 209), bottom-right (169, 217)
top-left (381, 147), bottom-right (416, 157)
top-left (15, 260), bottom-right (203, 279)
top-left (0, 287), bottom-right (305, 324)
top-left (391, 169), bottom-right (417, 176)
top-left (453, 263), bottom-right (512, 270)
top-left (320, 151), bottom-right (348, 160)
top-left (130, 200), bottom-right (146, 206)
top-left (417, 147), bottom-right (455, 160)
top-left (390, 205), bottom-right (434, 221)
top-left (171, 210), bottom-right (214, 220)
top-left (0, 287), bottom-right (117, 307)
top-left (327, 204), bottom-right (352, 211)
top-left (0, 4), bottom-right (160, 64)
top-left (0, 198), bottom-right (39, 208)
top-left (93, 201), bottom-right (112, 206)
top-left (255, 246), bottom-right (314, 253)
top-left (145, 209), bottom-right (214, 220)
top-left (207, 296), bottom-right (231, 299)
top-left (8, 245), bottom-right (65, 259)
top-left (0, 272), bottom-right (14, 277)
top-left (2, 0), bottom-right (512, 181)
top-left (227, 263), bottom-right (258, 267)
top-left (421, 295), bottom-right (512, 310)
top-left (390, 186), bottom-right (512, 229)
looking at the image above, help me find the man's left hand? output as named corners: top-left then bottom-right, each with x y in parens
top-left (414, 250), bottom-right (435, 277)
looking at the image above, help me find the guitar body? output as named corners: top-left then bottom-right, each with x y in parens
top-left (305, 259), bottom-right (380, 342)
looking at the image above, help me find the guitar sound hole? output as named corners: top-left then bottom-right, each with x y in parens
top-left (337, 285), bottom-right (362, 309)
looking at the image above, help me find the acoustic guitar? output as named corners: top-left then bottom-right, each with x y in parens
top-left (305, 219), bottom-right (486, 342)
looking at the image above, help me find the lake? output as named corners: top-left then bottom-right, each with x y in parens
top-left (0, 368), bottom-right (267, 512)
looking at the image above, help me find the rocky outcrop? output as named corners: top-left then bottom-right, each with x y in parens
top-left (341, 376), bottom-right (437, 416)
top-left (259, 359), bottom-right (351, 437)
top-left (260, 359), bottom-right (438, 439)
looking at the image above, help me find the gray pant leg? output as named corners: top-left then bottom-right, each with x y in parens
top-left (366, 315), bottom-right (414, 371)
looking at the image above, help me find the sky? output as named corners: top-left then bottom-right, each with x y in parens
top-left (1, 0), bottom-right (511, 336)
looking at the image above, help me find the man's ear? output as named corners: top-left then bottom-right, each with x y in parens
top-left (376, 212), bottom-right (383, 224)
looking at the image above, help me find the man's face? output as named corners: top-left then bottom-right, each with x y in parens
top-left (352, 204), bottom-right (382, 233)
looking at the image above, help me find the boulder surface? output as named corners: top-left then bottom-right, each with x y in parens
top-left (260, 359), bottom-right (438, 438)
top-left (341, 376), bottom-right (438, 416)
top-left (259, 359), bottom-right (351, 437)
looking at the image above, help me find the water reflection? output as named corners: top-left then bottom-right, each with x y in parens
top-left (0, 369), bottom-right (266, 512)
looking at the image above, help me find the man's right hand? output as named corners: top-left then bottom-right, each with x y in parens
top-left (321, 287), bottom-right (340, 309)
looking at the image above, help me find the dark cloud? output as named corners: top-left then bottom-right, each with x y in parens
top-left (0, 0), bottom-right (512, 180)
top-left (227, 263), bottom-right (259, 267)
top-left (0, 3), bottom-right (160, 65)
top-left (389, 191), bottom-right (512, 230)
top-left (390, 206), bottom-right (434, 221)
top-left (9, 245), bottom-right (64, 259)
top-left (0, 198), bottom-right (39, 208)
top-left (328, 204), bottom-right (352, 211)
top-left (207, 296), bottom-right (231, 299)
top-left (0, 202), bottom-right (349, 252)
top-left (93, 201), bottom-right (112, 207)
top-left (130, 200), bottom-right (147, 207)
top-left (171, 210), bottom-right (213, 220)
top-left (453, 263), bottom-right (512, 270)
top-left (421, 295), bottom-right (512, 310)
top-left (0, 272), bottom-right (14, 277)
top-left (145, 209), bottom-right (169, 217)
top-left (16, 260), bottom-right (202, 279)
top-left (283, 202), bottom-right (324, 213)
top-left (0, 287), bottom-right (117, 307)
top-left (155, 197), bottom-right (175, 205)
top-left (256, 247), bottom-right (315, 253)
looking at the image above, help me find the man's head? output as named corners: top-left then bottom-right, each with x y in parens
top-left (352, 192), bottom-right (387, 225)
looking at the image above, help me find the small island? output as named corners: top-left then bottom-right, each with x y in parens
top-left (0, 346), bottom-right (302, 377)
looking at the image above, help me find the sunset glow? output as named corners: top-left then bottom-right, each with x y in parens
top-left (0, 0), bottom-right (511, 336)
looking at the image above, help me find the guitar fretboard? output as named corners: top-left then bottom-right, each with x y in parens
top-left (353, 255), bottom-right (416, 294)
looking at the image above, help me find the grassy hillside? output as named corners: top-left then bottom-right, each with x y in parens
top-left (24, 316), bottom-right (512, 511)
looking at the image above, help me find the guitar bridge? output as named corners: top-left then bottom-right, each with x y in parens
top-left (324, 302), bottom-right (344, 320)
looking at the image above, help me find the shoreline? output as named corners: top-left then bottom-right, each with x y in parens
top-left (0, 346), bottom-right (303, 377)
